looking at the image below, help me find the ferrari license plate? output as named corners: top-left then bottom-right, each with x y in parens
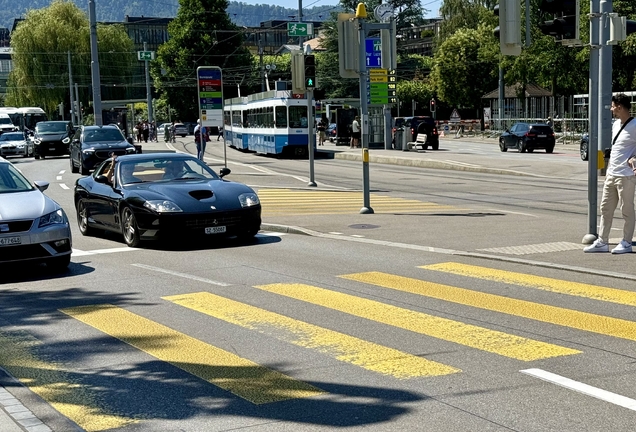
top-left (205, 226), bottom-right (226, 234)
top-left (0, 236), bottom-right (21, 246)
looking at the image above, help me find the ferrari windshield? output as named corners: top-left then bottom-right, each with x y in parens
top-left (0, 162), bottom-right (34, 193)
top-left (116, 157), bottom-right (220, 185)
top-left (84, 128), bottom-right (125, 142)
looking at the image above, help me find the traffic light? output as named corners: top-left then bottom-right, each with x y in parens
top-left (538, 0), bottom-right (580, 45)
top-left (304, 54), bottom-right (316, 89)
top-left (493, 0), bottom-right (521, 56)
top-left (291, 50), bottom-right (305, 93)
top-left (430, 99), bottom-right (436, 113)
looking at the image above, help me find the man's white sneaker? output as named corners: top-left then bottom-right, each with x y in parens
top-left (611, 240), bottom-right (632, 254)
top-left (584, 239), bottom-right (609, 253)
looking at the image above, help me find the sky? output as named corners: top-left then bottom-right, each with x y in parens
top-left (237, 0), bottom-right (442, 18)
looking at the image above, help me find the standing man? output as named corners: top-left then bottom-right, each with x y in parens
top-left (317, 117), bottom-right (326, 146)
top-left (194, 119), bottom-right (207, 161)
top-left (350, 116), bottom-right (361, 148)
top-left (584, 93), bottom-right (636, 253)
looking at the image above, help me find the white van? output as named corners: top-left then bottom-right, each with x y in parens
top-left (0, 113), bottom-right (17, 133)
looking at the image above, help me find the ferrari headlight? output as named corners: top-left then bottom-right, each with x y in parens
top-left (39, 209), bottom-right (67, 227)
top-left (62, 137), bottom-right (70, 144)
top-left (143, 200), bottom-right (183, 213)
top-left (238, 193), bottom-right (260, 207)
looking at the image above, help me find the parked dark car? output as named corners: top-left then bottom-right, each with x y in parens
top-left (326, 123), bottom-right (337, 142)
top-left (499, 122), bottom-right (556, 153)
top-left (403, 116), bottom-right (440, 150)
top-left (73, 153), bottom-right (262, 247)
top-left (580, 134), bottom-right (611, 161)
top-left (32, 121), bottom-right (74, 159)
top-left (69, 125), bottom-right (137, 175)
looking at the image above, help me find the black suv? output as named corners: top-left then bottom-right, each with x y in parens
top-left (69, 125), bottom-right (137, 175)
top-left (404, 116), bottom-right (440, 150)
top-left (32, 121), bottom-right (74, 159)
top-left (499, 122), bottom-right (555, 153)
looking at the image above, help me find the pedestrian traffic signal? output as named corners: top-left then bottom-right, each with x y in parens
top-left (493, 0), bottom-right (521, 56)
top-left (430, 99), bottom-right (436, 113)
top-left (304, 55), bottom-right (316, 89)
top-left (538, 0), bottom-right (580, 45)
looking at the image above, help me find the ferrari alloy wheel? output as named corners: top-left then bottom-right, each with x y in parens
top-left (121, 207), bottom-right (141, 248)
top-left (76, 199), bottom-right (94, 236)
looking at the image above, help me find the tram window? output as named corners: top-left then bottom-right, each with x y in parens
top-left (275, 106), bottom-right (287, 128)
top-left (289, 106), bottom-right (308, 128)
top-left (266, 107), bottom-right (274, 128)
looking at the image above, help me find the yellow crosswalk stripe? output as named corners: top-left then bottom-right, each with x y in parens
top-left (254, 283), bottom-right (578, 361)
top-left (60, 304), bottom-right (322, 405)
top-left (341, 272), bottom-right (636, 343)
top-left (164, 292), bottom-right (459, 379)
top-left (257, 188), bottom-right (462, 215)
top-left (422, 262), bottom-right (636, 307)
top-left (0, 328), bottom-right (135, 431)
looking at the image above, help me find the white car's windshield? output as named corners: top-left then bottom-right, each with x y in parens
top-left (0, 133), bottom-right (24, 141)
top-left (0, 163), bottom-right (34, 193)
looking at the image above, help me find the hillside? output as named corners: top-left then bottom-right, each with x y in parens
top-left (0, 0), bottom-right (338, 30)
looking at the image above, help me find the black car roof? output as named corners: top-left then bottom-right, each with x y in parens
top-left (114, 152), bottom-right (195, 162)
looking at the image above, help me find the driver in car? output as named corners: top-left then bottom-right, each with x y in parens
top-left (163, 160), bottom-right (186, 180)
top-left (119, 162), bottom-right (141, 184)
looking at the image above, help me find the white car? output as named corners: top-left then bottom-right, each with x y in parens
top-left (0, 157), bottom-right (72, 270)
top-left (0, 132), bottom-right (33, 157)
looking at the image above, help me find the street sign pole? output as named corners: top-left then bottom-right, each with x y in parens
top-left (144, 42), bottom-right (153, 127)
top-left (358, 14), bottom-right (373, 214)
top-left (307, 89), bottom-right (316, 187)
top-left (88, 0), bottom-right (102, 126)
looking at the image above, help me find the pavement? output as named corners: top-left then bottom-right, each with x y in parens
top-left (1, 134), bottom-right (627, 432)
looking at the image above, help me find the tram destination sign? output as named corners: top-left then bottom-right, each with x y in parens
top-left (196, 67), bottom-right (223, 128)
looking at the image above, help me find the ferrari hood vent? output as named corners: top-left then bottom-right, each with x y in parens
top-left (189, 190), bottom-right (214, 200)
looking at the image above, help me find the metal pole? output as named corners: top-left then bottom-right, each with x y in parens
top-left (259, 41), bottom-right (264, 93)
top-left (584, 0), bottom-right (600, 244)
top-left (144, 42), bottom-right (153, 125)
top-left (298, 0), bottom-right (304, 48)
top-left (307, 89), bottom-right (316, 186)
top-left (598, 0), bottom-right (613, 165)
top-left (358, 17), bottom-right (373, 214)
top-left (525, 0), bottom-right (531, 47)
top-left (75, 83), bottom-right (82, 125)
top-left (498, 67), bottom-right (504, 130)
top-left (68, 51), bottom-right (76, 126)
top-left (88, 0), bottom-right (102, 126)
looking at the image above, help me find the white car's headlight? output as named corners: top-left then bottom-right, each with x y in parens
top-left (39, 209), bottom-right (67, 227)
top-left (17, 144), bottom-right (25, 149)
top-left (143, 200), bottom-right (183, 213)
top-left (62, 137), bottom-right (70, 144)
top-left (238, 193), bottom-right (260, 207)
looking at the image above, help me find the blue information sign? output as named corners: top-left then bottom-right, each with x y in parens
top-left (365, 38), bottom-right (381, 68)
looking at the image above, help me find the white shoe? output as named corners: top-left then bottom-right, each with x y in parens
top-left (611, 240), bottom-right (632, 254)
top-left (584, 239), bottom-right (609, 253)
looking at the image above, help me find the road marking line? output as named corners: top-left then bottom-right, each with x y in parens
top-left (58, 170), bottom-right (65, 174)
top-left (59, 183), bottom-right (70, 190)
top-left (255, 283), bottom-right (578, 361)
top-left (423, 262), bottom-right (636, 307)
top-left (56, 176), bottom-right (62, 181)
top-left (60, 304), bottom-right (323, 405)
top-left (131, 264), bottom-right (231, 286)
top-left (485, 208), bottom-right (539, 217)
top-left (72, 247), bottom-right (139, 257)
top-left (520, 368), bottom-right (636, 412)
top-left (165, 292), bottom-right (459, 379)
top-left (0, 327), bottom-right (135, 430)
top-left (343, 271), bottom-right (636, 343)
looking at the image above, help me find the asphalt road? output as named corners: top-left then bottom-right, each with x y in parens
top-left (2, 140), bottom-right (636, 432)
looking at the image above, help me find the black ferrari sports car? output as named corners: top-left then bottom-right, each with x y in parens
top-left (73, 153), bottom-right (261, 247)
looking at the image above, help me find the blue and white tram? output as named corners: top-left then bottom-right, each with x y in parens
top-left (223, 90), bottom-right (314, 157)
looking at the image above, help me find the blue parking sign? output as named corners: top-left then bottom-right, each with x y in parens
top-left (365, 38), bottom-right (381, 68)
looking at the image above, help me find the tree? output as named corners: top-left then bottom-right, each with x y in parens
top-left (152, 0), bottom-right (253, 120)
top-left (7, 0), bottom-right (134, 117)
top-left (438, 0), bottom-right (497, 45)
top-left (430, 24), bottom-right (499, 114)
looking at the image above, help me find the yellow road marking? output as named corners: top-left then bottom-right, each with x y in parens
top-left (254, 284), bottom-right (578, 361)
top-left (0, 328), bottom-right (134, 431)
top-left (257, 189), bottom-right (463, 215)
top-left (341, 272), bottom-right (636, 343)
top-left (60, 305), bottom-right (322, 405)
top-left (422, 262), bottom-right (636, 307)
top-left (164, 292), bottom-right (459, 379)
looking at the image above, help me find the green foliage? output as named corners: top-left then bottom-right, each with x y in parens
top-left (152, 0), bottom-right (253, 120)
top-left (6, 0), bottom-right (134, 116)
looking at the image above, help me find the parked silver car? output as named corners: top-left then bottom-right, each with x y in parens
top-left (0, 157), bottom-right (72, 270)
top-left (0, 132), bottom-right (33, 157)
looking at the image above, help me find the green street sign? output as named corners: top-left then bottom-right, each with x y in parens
top-left (287, 22), bottom-right (313, 37)
top-left (137, 51), bottom-right (155, 61)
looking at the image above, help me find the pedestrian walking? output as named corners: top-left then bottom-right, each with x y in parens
top-left (217, 126), bottom-right (223, 141)
top-left (194, 119), bottom-right (207, 161)
top-left (584, 93), bottom-right (636, 254)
